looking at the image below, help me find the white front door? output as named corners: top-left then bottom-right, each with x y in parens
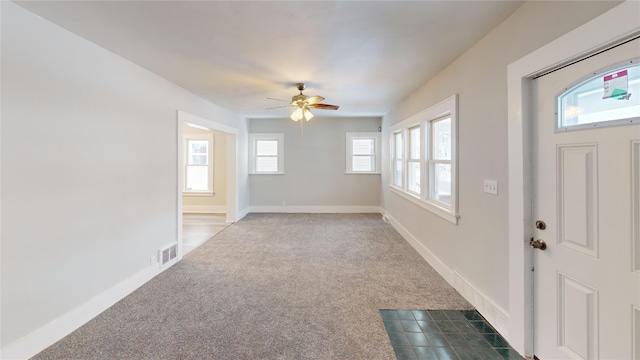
top-left (532, 37), bottom-right (640, 359)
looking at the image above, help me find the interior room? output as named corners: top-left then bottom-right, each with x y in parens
top-left (2, 1), bottom-right (638, 359)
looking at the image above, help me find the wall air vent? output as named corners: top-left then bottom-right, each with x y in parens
top-left (159, 243), bottom-right (178, 267)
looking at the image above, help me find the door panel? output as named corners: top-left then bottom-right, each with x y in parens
top-left (557, 144), bottom-right (598, 257)
top-left (558, 273), bottom-right (598, 359)
top-left (533, 37), bottom-right (640, 359)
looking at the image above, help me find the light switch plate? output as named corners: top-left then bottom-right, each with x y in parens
top-left (484, 180), bottom-right (498, 195)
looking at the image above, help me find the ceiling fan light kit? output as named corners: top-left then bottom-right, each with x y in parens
top-left (269, 83), bottom-right (339, 122)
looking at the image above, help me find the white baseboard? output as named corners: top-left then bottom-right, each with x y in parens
top-left (236, 207), bottom-right (250, 222)
top-left (0, 263), bottom-right (174, 359)
top-left (383, 211), bottom-right (509, 337)
top-left (452, 270), bottom-right (510, 337)
top-left (384, 212), bottom-right (454, 284)
top-left (249, 205), bottom-right (383, 214)
top-left (182, 205), bottom-right (226, 214)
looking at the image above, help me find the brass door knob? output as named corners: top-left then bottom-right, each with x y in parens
top-left (530, 239), bottom-right (547, 250)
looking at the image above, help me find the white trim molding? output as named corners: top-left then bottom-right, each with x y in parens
top-left (451, 271), bottom-right (509, 338)
top-left (384, 212), bottom-right (453, 283)
top-left (507, 2), bottom-right (640, 356)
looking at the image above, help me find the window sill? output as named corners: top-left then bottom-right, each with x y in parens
top-left (389, 186), bottom-right (458, 225)
top-left (183, 191), bottom-right (215, 197)
top-left (345, 172), bottom-right (381, 175)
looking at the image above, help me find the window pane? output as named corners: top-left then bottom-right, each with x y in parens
top-left (559, 64), bottom-right (640, 128)
top-left (408, 161), bottom-right (420, 194)
top-left (352, 138), bottom-right (374, 155)
top-left (432, 118), bottom-right (451, 160)
top-left (393, 159), bottom-right (403, 187)
top-left (409, 127), bottom-right (420, 160)
top-left (256, 156), bottom-right (278, 172)
top-left (352, 155), bottom-right (374, 172)
top-left (394, 132), bottom-right (403, 158)
top-left (186, 165), bottom-right (208, 191)
top-left (256, 140), bottom-right (278, 156)
top-left (189, 154), bottom-right (207, 165)
top-left (430, 163), bottom-right (451, 205)
top-left (189, 140), bottom-right (208, 155)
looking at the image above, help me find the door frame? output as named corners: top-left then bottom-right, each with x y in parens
top-left (506, 2), bottom-right (640, 357)
top-left (176, 110), bottom-right (239, 260)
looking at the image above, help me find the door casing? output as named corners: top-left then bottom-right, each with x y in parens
top-left (506, 2), bottom-right (640, 357)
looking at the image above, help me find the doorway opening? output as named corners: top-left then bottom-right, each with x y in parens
top-left (177, 110), bottom-right (239, 259)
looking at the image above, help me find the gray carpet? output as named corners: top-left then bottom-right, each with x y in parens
top-left (33, 213), bottom-right (473, 359)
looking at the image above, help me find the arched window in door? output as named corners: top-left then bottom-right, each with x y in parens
top-left (558, 61), bottom-right (639, 130)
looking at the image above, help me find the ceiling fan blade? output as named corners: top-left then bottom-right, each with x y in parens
top-left (266, 97), bottom-right (289, 102)
top-left (309, 103), bottom-right (339, 110)
top-left (266, 105), bottom-right (293, 110)
top-left (305, 95), bottom-right (325, 105)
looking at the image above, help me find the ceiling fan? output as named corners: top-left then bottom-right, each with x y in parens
top-left (267, 83), bottom-right (339, 121)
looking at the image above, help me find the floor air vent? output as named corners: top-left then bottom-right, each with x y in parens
top-left (160, 243), bottom-right (178, 266)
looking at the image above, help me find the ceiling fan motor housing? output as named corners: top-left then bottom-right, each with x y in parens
top-left (292, 93), bottom-right (308, 105)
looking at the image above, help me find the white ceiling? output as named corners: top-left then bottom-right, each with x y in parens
top-left (15, 1), bottom-right (525, 119)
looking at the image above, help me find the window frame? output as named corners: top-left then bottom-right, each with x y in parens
top-left (391, 130), bottom-right (404, 188)
top-left (388, 94), bottom-right (458, 224)
top-left (183, 133), bottom-right (214, 196)
top-left (345, 132), bottom-right (382, 174)
top-left (426, 115), bottom-right (453, 208)
top-left (406, 125), bottom-right (422, 196)
top-left (249, 133), bottom-right (284, 175)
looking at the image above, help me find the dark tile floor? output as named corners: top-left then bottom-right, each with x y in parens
top-left (380, 309), bottom-right (522, 360)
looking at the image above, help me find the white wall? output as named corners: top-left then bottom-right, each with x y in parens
top-left (0, 1), bottom-right (249, 352)
top-left (249, 117), bottom-right (381, 210)
top-left (182, 126), bottom-right (227, 213)
top-left (381, 0), bottom-right (620, 331)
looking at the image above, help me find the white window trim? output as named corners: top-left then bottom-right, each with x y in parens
top-left (249, 133), bottom-right (284, 174)
top-left (426, 115), bottom-right (454, 209)
top-left (406, 125), bottom-right (422, 196)
top-left (345, 132), bottom-right (382, 174)
top-left (183, 133), bottom-right (214, 196)
top-left (391, 130), bottom-right (404, 188)
top-left (389, 94), bottom-right (459, 224)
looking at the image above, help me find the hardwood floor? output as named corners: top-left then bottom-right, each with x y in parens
top-left (182, 214), bottom-right (229, 255)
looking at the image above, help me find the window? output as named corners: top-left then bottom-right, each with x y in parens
top-left (184, 134), bottom-right (214, 195)
top-left (407, 126), bottom-right (421, 195)
top-left (558, 62), bottom-right (639, 130)
top-left (346, 132), bottom-right (381, 174)
top-left (392, 131), bottom-right (403, 187)
top-left (428, 116), bottom-right (451, 205)
top-left (389, 95), bottom-right (458, 224)
top-left (249, 133), bottom-right (284, 174)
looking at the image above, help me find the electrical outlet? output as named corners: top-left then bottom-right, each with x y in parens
top-left (484, 180), bottom-right (498, 195)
